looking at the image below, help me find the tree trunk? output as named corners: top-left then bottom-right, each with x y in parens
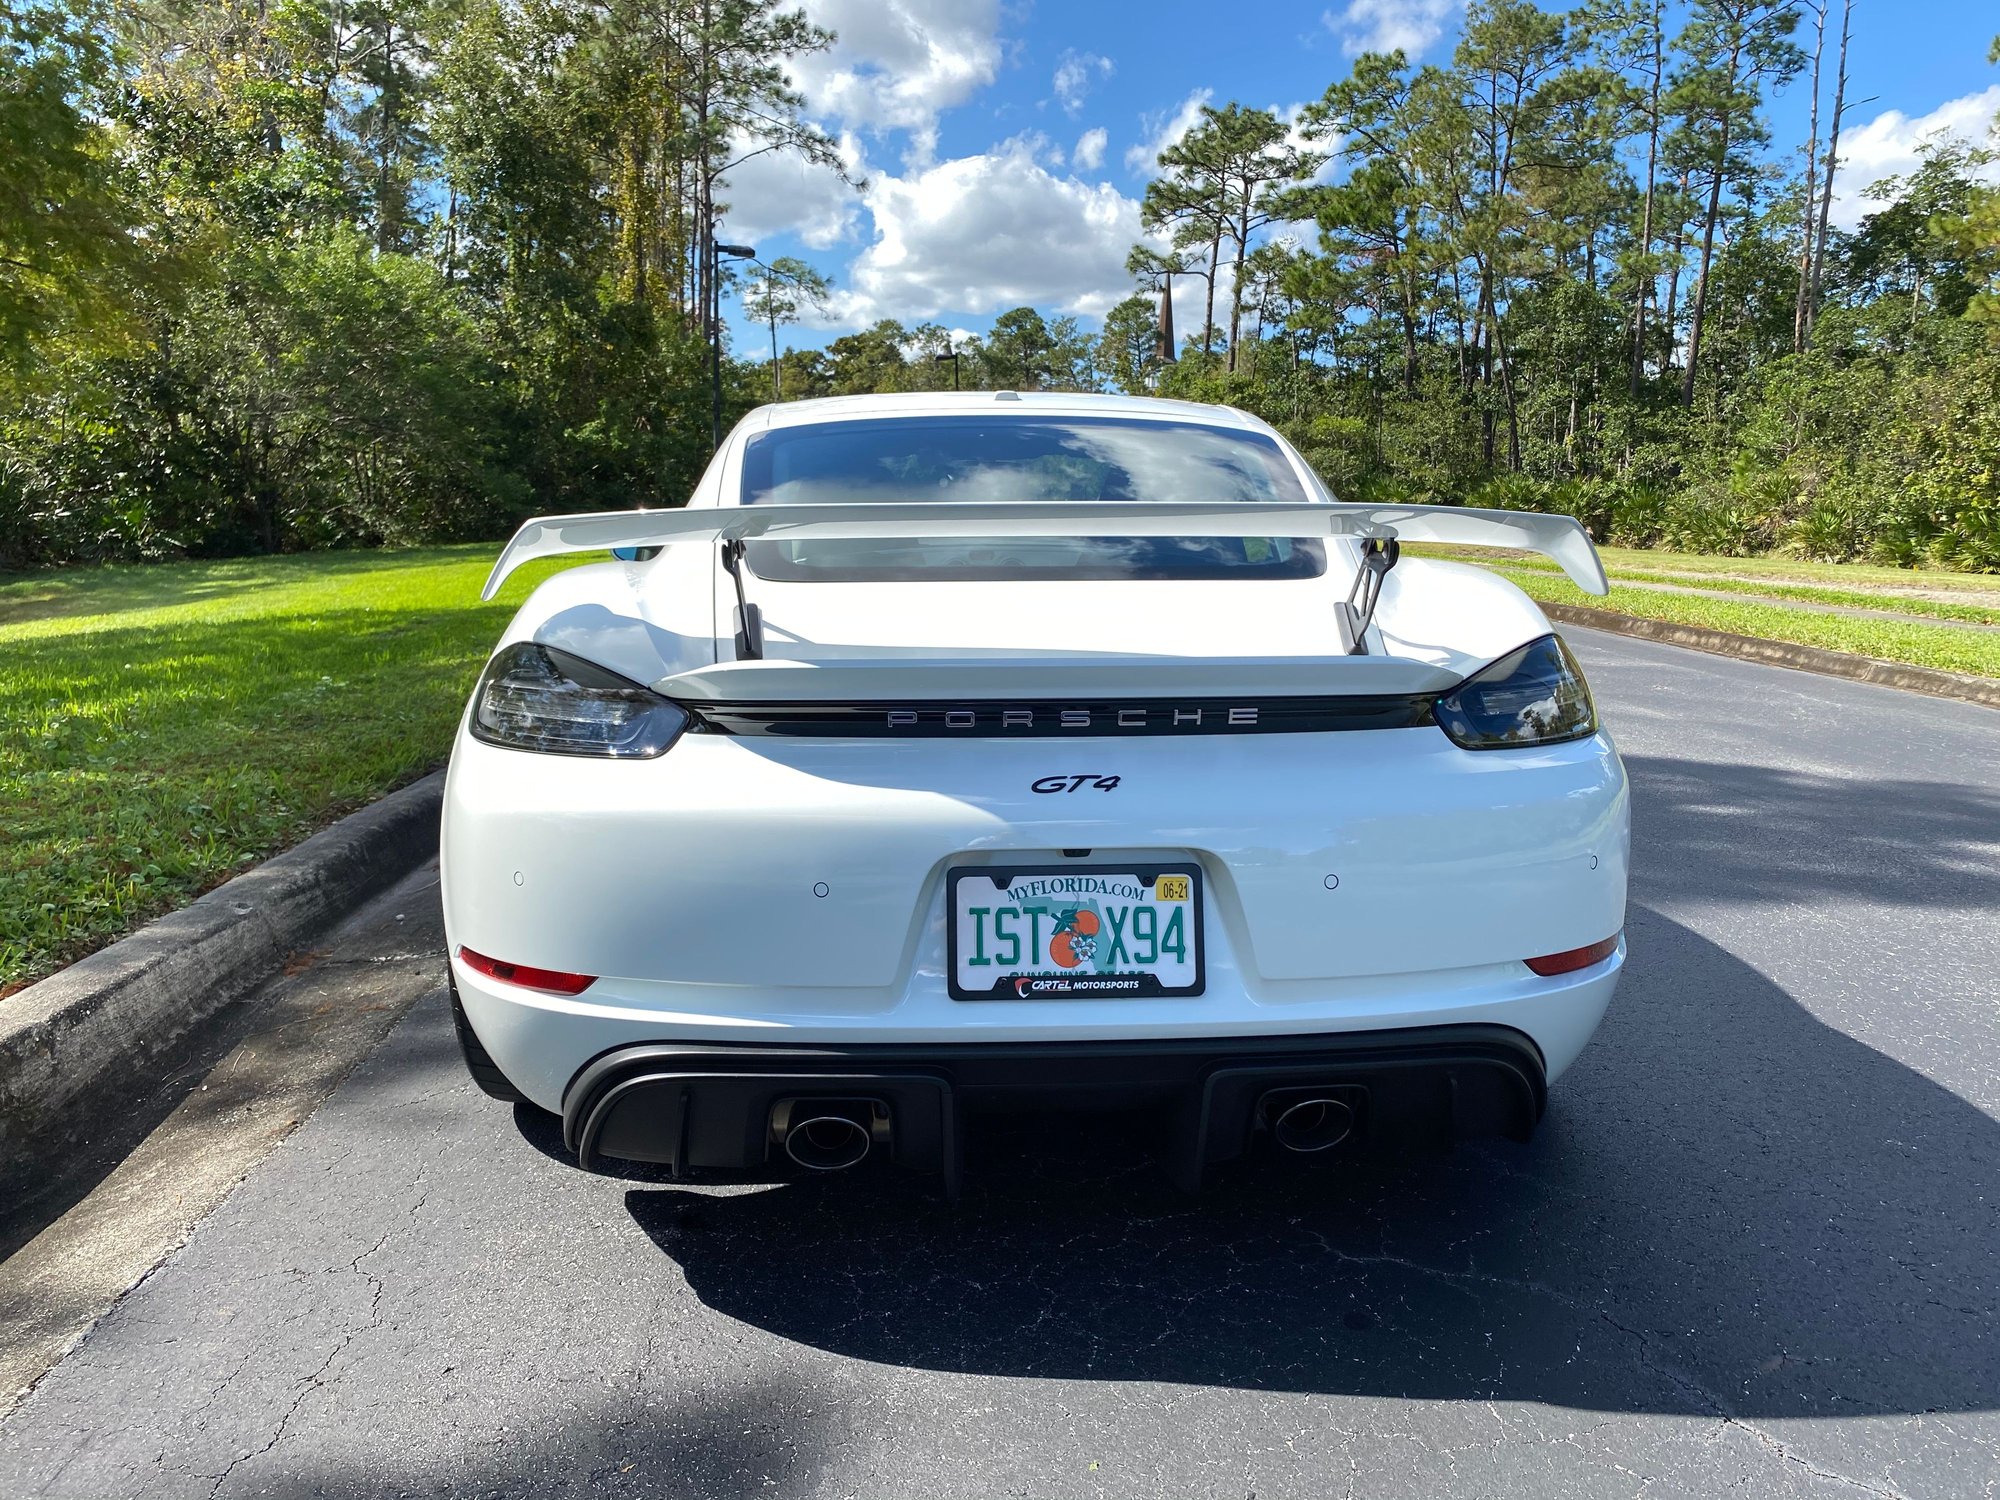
top-left (1226, 188), bottom-right (1249, 371)
top-left (1803, 0), bottom-right (1851, 350)
top-left (1631, 0), bottom-right (1663, 398)
top-left (375, 20), bottom-right (396, 253)
top-left (441, 187), bottom-right (459, 280)
top-left (1397, 235), bottom-right (1418, 394)
top-left (1479, 271), bottom-right (1496, 469)
top-left (699, 2), bottom-right (721, 449)
top-left (1681, 103), bottom-right (1735, 408)
top-left (1203, 226), bottom-right (1220, 358)
top-left (1664, 175), bottom-right (1688, 367)
top-left (1492, 298), bottom-right (1522, 472)
top-left (1792, 1), bottom-right (1826, 352)
top-left (1450, 265), bottom-right (1468, 385)
top-left (626, 125), bottom-right (651, 303)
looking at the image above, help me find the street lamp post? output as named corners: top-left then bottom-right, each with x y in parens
top-left (714, 241), bottom-right (757, 450)
top-left (932, 348), bottom-right (960, 391)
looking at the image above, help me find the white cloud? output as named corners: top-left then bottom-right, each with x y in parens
top-left (1053, 50), bottom-right (1113, 116)
top-left (1125, 88), bottom-right (1212, 175)
top-left (1828, 87), bottom-right (2000, 230)
top-left (819, 138), bottom-right (1144, 325)
top-left (996, 129), bottom-right (1067, 171)
top-left (1073, 126), bottom-right (1108, 172)
top-left (719, 132), bottom-right (867, 250)
top-left (1322, 0), bottom-right (1463, 58)
top-left (791, 0), bottom-right (1004, 162)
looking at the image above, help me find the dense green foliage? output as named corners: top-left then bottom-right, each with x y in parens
top-left (0, 0), bottom-right (838, 565)
top-left (1142, 5), bottom-right (2000, 570)
top-left (754, 5), bottom-right (2000, 572)
top-left (3, 1), bottom-right (1997, 570)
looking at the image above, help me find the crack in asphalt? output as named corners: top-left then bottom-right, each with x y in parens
top-left (1286, 1230), bottom-right (1916, 1500)
top-left (191, 1175), bottom-right (436, 1499)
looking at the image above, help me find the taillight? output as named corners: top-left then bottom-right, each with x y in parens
top-left (1524, 935), bottom-right (1620, 976)
top-left (458, 946), bottom-right (596, 995)
top-left (1434, 634), bottom-right (1597, 749)
top-left (470, 642), bottom-right (690, 758)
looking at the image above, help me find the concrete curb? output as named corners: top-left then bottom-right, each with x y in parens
top-left (0, 773), bottom-right (445, 1161)
top-left (1544, 603), bottom-right (2000, 712)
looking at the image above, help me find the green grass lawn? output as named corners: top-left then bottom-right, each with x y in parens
top-left (1484, 565), bottom-right (2000, 679)
top-left (0, 545), bottom-right (577, 995)
top-left (1580, 544), bottom-right (2000, 596)
top-left (1407, 543), bottom-right (2000, 678)
top-left (1415, 545), bottom-right (2000, 624)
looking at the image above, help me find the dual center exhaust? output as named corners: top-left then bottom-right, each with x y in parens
top-left (769, 1086), bottom-right (1363, 1175)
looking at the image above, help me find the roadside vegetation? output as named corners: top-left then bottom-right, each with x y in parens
top-left (5, 3), bottom-right (1999, 574)
top-left (1418, 543), bottom-right (2000, 619)
top-left (1570, 548), bottom-right (2000, 596)
top-left (1410, 543), bottom-right (2000, 676)
top-left (1490, 567), bottom-right (2000, 679)
top-left (0, 548), bottom-right (574, 995)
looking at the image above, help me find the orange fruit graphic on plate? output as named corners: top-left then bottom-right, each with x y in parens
top-left (1049, 931), bottom-right (1081, 968)
top-left (1071, 909), bottom-right (1101, 936)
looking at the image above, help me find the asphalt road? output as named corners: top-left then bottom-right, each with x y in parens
top-left (3, 630), bottom-right (1997, 1499)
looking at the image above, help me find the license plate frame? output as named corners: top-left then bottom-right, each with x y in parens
top-left (945, 862), bottom-right (1205, 1002)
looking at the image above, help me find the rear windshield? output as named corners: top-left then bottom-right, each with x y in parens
top-left (738, 415), bottom-right (1323, 581)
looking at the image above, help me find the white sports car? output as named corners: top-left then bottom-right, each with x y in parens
top-left (442, 392), bottom-right (1629, 1192)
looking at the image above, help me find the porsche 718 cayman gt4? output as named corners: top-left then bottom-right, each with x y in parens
top-left (443, 391), bottom-right (1629, 1192)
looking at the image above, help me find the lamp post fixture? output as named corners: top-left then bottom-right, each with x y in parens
top-left (713, 241), bottom-right (757, 449)
top-left (932, 348), bottom-right (961, 391)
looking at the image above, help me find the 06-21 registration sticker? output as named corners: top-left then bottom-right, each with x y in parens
top-left (946, 863), bottom-right (1204, 1001)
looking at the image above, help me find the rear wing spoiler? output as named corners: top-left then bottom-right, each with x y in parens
top-left (480, 500), bottom-right (1609, 600)
top-left (658, 654), bottom-right (1466, 702)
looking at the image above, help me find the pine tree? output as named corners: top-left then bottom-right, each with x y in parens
top-left (1665, 0), bottom-right (1803, 406)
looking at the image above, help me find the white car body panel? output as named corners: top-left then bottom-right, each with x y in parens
top-left (442, 392), bottom-right (1630, 1174)
top-left (445, 726), bottom-right (1627, 1112)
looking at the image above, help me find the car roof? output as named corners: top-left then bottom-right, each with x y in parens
top-left (742, 390), bottom-right (1267, 433)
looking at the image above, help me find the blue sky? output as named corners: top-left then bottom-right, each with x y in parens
top-left (720, 0), bottom-right (2000, 352)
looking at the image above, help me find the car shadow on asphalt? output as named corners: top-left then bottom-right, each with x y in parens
top-left (1621, 752), bottom-right (2000, 909)
top-left (612, 903), bottom-right (2000, 1419)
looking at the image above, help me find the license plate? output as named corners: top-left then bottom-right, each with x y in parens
top-left (946, 863), bottom-right (1204, 1001)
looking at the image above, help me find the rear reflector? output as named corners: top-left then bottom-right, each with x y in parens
top-left (1524, 935), bottom-right (1620, 977)
top-left (458, 946), bottom-right (596, 995)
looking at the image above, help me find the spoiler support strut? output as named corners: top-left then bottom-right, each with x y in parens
top-left (1342, 538), bottom-right (1400, 656)
top-left (720, 540), bottom-right (764, 660)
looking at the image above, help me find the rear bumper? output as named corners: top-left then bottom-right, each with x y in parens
top-left (443, 713), bottom-right (1629, 1127)
top-left (562, 1024), bottom-right (1547, 1194)
top-left (452, 943), bottom-right (1620, 1114)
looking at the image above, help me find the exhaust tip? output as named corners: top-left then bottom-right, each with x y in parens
top-left (783, 1113), bottom-right (874, 1171)
top-left (1270, 1096), bottom-right (1356, 1154)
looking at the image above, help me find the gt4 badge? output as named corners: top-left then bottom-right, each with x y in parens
top-left (1031, 774), bottom-right (1121, 794)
